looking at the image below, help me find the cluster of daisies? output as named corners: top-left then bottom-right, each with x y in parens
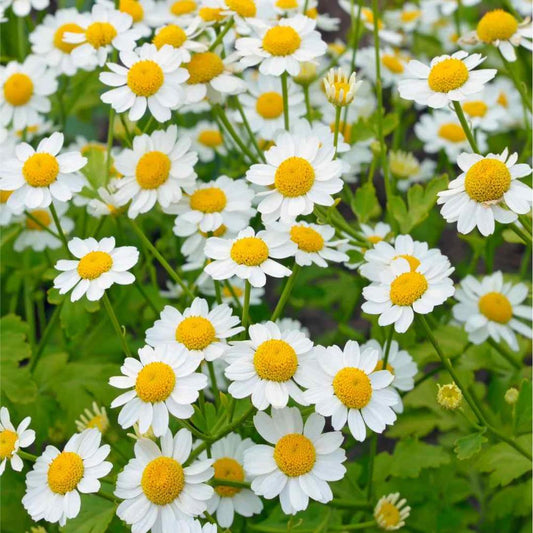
top-left (0, 0), bottom-right (531, 531)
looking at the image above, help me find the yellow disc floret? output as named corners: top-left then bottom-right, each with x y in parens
top-left (274, 157), bottom-right (315, 197)
top-left (438, 123), bottom-right (467, 143)
top-left (22, 153), bottom-right (59, 187)
top-left (262, 26), bottom-right (301, 56)
top-left (185, 52), bottom-right (224, 84)
top-left (0, 190), bottom-right (13, 203)
top-left (153, 24), bottom-right (187, 49)
top-left (374, 360), bottom-right (394, 373)
top-left (393, 254), bottom-right (420, 271)
top-left (199, 7), bottom-right (224, 21)
top-left (120, 0), bottom-right (144, 22)
top-left (47, 452), bottom-right (84, 494)
top-left (333, 367), bottom-right (372, 409)
top-left (189, 187), bottom-right (227, 213)
top-left (389, 272), bottom-right (428, 306)
top-left (462, 101), bottom-right (488, 118)
top-left (135, 151), bottom-right (171, 189)
top-left (85, 22), bottom-right (117, 49)
top-left (382, 54), bottom-right (404, 74)
top-left (274, 434), bottom-right (316, 477)
top-left (428, 58), bottom-right (469, 93)
top-left (77, 251), bottom-right (113, 280)
top-left (477, 9), bottom-right (518, 43)
top-left (26, 209), bottom-right (52, 230)
top-left (464, 158), bottom-right (511, 202)
top-left (53, 23), bottom-right (84, 53)
top-left (276, 0), bottom-right (297, 8)
top-left (478, 291), bottom-right (513, 323)
top-left (256, 91), bottom-right (284, 119)
top-left (213, 457), bottom-right (245, 497)
top-left (4, 73), bottom-right (34, 107)
top-left (141, 456), bottom-right (185, 505)
top-left (198, 129), bottom-right (223, 147)
top-left (253, 339), bottom-right (298, 382)
top-left (0, 430), bottom-right (17, 459)
top-left (375, 501), bottom-right (401, 529)
top-left (230, 237), bottom-right (269, 266)
top-left (170, 0), bottom-right (196, 15)
top-left (226, 0), bottom-right (256, 17)
top-left (135, 362), bottom-right (176, 403)
top-left (290, 225), bottom-right (324, 252)
top-left (127, 60), bottom-right (164, 97)
top-left (175, 316), bottom-right (216, 350)
top-left (437, 382), bottom-right (462, 410)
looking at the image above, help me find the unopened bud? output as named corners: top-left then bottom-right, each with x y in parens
top-left (437, 382), bottom-right (462, 410)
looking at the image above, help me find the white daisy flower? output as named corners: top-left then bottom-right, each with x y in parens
top-left (384, 2), bottom-right (423, 33)
top-left (54, 236), bottom-right (139, 302)
top-left (175, 520), bottom-right (217, 533)
top-left (107, 0), bottom-right (159, 38)
top-left (22, 428), bottom-right (112, 526)
top-left (268, 220), bottom-right (348, 267)
top-left (356, 46), bottom-right (409, 88)
top-left (0, 132), bottom-right (86, 210)
top-left (29, 9), bottom-right (90, 76)
top-left (362, 255), bottom-right (455, 333)
top-left (300, 341), bottom-right (397, 441)
top-left (4, 0), bottom-right (48, 16)
top-left (374, 492), bottom-right (411, 531)
top-left (453, 271), bottom-right (532, 351)
top-left (14, 116), bottom-right (53, 142)
top-left (511, 0), bottom-right (533, 17)
top-left (244, 407), bottom-right (346, 514)
top-left (225, 321), bottom-right (313, 409)
top-left (246, 131), bottom-right (343, 223)
top-left (115, 429), bottom-right (214, 530)
top-left (0, 407), bottom-right (35, 476)
top-left (152, 20), bottom-right (206, 62)
top-left (389, 151), bottom-right (437, 191)
top-left (415, 110), bottom-right (488, 160)
top-left (204, 226), bottom-right (295, 287)
top-left (14, 204), bottom-right (74, 252)
top-left (189, 120), bottom-right (227, 162)
top-left (437, 149), bottom-right (533, 236)
top-left (483, 78), bottom-right (525, 130)
top-left (64, 4), bottom-right (140, 69)
top-left (423, 0), bottom-right (480, 17)
top-left (0, 190), bottom-right (20, 226)
top-left (100, 43), bottom-right (189, 122)
top-left (462, 9), bottom-right (533, 62)
top-left (113, 125), bottom-right (198, 218)
top-left (360, 234), bottom-right (451, 283)
top-left (170, 175), bottom-right (254, 235)
top-left (398, 51), bottom-right (497, 108)
top-left (458, 92), bottom-right (510, 132)
top-left (290, 117), bottom-right (350, 155)
top-left (276, 317), bottom-right (310, 336)
top-left (145, 297), bottom-right (244, 362)
top-left (87, 186), bottom-right (125, 218)
top-left (159, 0), bottom-right (199, 26)
top-left (198, 276), bottom-right (265, 307)
top-left (340, 222), bottom-right (392, 270)
top-left (235, 14), bottom-right (327, 76)
top-left (74, 402), bottom-right (110, 434)
top-left (0, 56), bottom-right (57, 131)
top-left (110, 344), bottom-right (208, 436)
top-left (201, 434), bottom-right (263, 527)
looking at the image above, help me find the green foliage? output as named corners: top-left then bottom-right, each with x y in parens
top-left (454, 431), bottom-right (488, 460)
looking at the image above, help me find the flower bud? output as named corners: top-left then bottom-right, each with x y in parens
top-left (323, 67), bottom-right (362, 107)
top-left (437, 382), bottom-right (462, 410)
top-left (504, 387), bottom-right (519, 405)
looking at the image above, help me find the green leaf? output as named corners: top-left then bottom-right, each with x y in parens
top-left (81, 147), bottom-right (108, 190)
top-left (351, 182), bottom-right (381, 223)
top-left (487, 479), bottom-right (532, 520)
top-left (60, 494), bottom-right (116, 533)
top-left (60, 298), bottom-right (92, 339)
top-left (381, 112), bottom-right (399, 136)
top-left (514, 380), bottom-right (532, 435)
top-left (390, 438), bottom-right (450, 478)
top-left (454, 431), bottom-right (488, 460)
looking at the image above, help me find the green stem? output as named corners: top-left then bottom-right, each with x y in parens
top-left (241, 280), bottom-right (251, 331)
top-left (303, 84), bottom-right (312, 121)
top-left (211, 478), bottom-right (250, 489)
top-left (209, 18), bottom-right (234, 51)
top-left (97, 491), bottom-right (117, 504)
top-left (31, 301), bottom-right (64, 372)
top-left (281, 72), bottom-right (290, 130)
top-left (223, 280), bottom-right (242, 312)
top-left (366, 433), bottom-right (377, 502)
top-left (487, 338), bottom-right (521, 369)
top-left (119, 114), bottom-right (133, 148)
top-left (233, 96), bottom-right (265, 161)
top-left (18, 450), bottom-right (38, 462)
top-left (106, 108), bottom-right (116, 182)
top-left (330, 500), bottom-right (372, 510)
top-left (133, 281), bottom-right (159, 315)
top-left (23, 252), bottom-right (35, 350)
top-left (103, 293), bottom-right (132, 358)
top-left (207, 361), bottom-right (220, 407)
top-left (518, 214), bottom-right (532, 236)
top-left (452, 101), bottom-right (479, 153)
top-left (271, 263), bottom-right (300, 321)
top-left (333, 105), bottom-right (342, 155)
top-left (329, 522), bottom-right (376, 531)
top-left (49, 202), bottom-right (70, 255)
top-left (213, 280), bottom-right (222, 304)
top-left (17, 17), bottom-right (26, 60)
top-left (499, 51), bottom-right (533, 113)
top-left (510, 223), bottom-right (532, 245)
top-left (382, 325), bottom-right (394, 367)
top-left (176, 418), bottom-right (208, 440)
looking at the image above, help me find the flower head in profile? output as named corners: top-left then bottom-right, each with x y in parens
top-left (374, 492), bottom-right (411, 530)
top-left (22, 428), bottom-right (112, 526)
top-left (0, 407), bottom-right (35, 476)
top-left (54, 237), bottom-right (139, 302)
top-left (323, 67), bottom-right (362, 106)
top-left (75, 402), bottom-right (109, 434)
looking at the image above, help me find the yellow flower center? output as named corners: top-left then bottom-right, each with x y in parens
top-left (274, 434), bottom-right (316, 477)
top-left (141, 457), bottom-right (185, 505)
top-left (127, 60), bottom-right (164, 97)
top-left (26, 209), bottom-right (51, 230)
top-left (382, 54), bottom-right (404, 73)
top-left (4, 73), bottom-right (34, 107)
top-left (153, 24), bottom-right (187, 49)
top-left (171, 0), bottom-right (196, 15)
top-left (185, 52), bottom-right (224, 84)
top-left (213, 457), bottom-right (245, 497)
top-left (230, 237), bottom-right (269, 266)
top-left (438, 123), bottom-right (466, 143)
top-left (274, 157), bottom-right (315, 197)
top-left (189, 187), bottom-right (227, 213)
top-left (226, 0), bottom-right (256, 17)
top-left (198, 130), bottom-right (223, 148)
top-left (53, 23), bottom-right (84, 53)
top-left (0, 430), bottom-right (17, 459)
top-left (331, 81), bottom-right (352, 103)
top-left (497, 91), bottom-right (508, 108)
top-left (22, 153), bottom-right (59, 187)
top-left (305, 7), bottom-right (318, 18)
top-left (276, 0), bottom-right (297, 8)
top-left (199, 7), bottom-right (224, 21)
top-left (390, 271), bottom-right (428, 306)
top-left (367, 235), bottom-right (383, 244)
top-left (477, 9), bottom-right (518, 43)
top-left (0, 190), bottom-right (13, 203)
top-left (428, 58), bottom-right (469, 93)
top-left (120, 0), bottom-right (144, 22)
top-left (374, 360), bottom-right (394, 373)
top-left (389, 154), bottom-right (419, 178)
top-left (256, 91), bottom-right (284, 119)
top-left (86, 414), bottom-right (108, 432)
top-left (253, 339), bottom-right (298, 382)
top-left (175, 316), bottom-right (216, 350)
top-left (222, 285), bottom-right (243, 298)
top-left (393, 254), bottom-right (420, 271)
top-left (333, 367), bottom-right (372, 409)
top-left (362, 8), bottom-right (383, 29)
top-left (478, 292), bottom-right (513, 323)
top-left (375, 501), bottom-right (401, 528)
top-left (135, 151), bottom-right (171, 189)
top-left (437, 383), bottom-right (462, 409)
top-left (135, 362), bottom-right (176, 403)
top-left (462, 100), bottom-right (488, 118)
top-left (200, 224), bottom-right (227, 238)
top-left (464, 158), bottom-right (511, 202)
top-left (262, 26), bottom-right (301, 56)
top-left (47, 452), bottom-right (84, 494)
top-left (77, 251), bottom-right (113, 280)
top-left (290, 225), bottom-right (324, 252)
top-left (85, 22), bottom-right (117, 49)
top-left (401, 9), bottom-right (421, 22)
